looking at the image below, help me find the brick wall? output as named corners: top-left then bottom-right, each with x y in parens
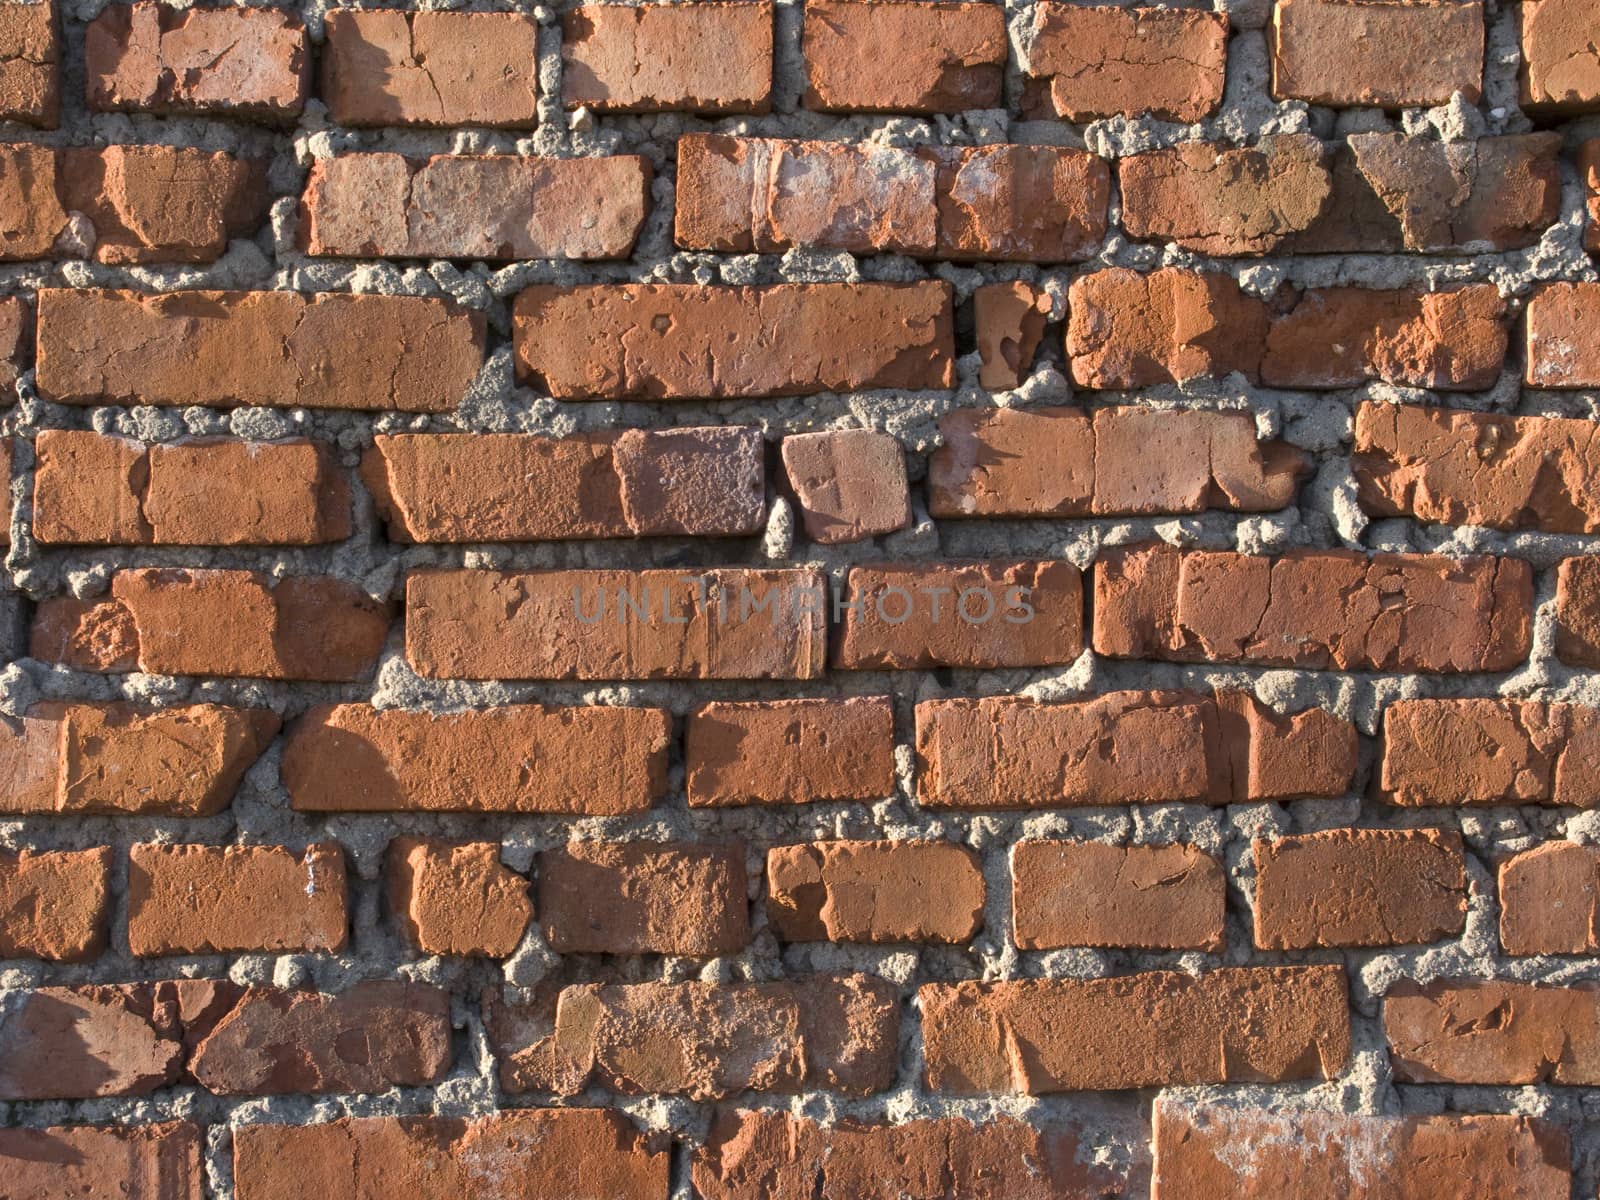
top-left (2, 0), bottom-right (1600, 1196)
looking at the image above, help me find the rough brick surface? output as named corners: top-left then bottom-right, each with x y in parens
top-left (685, 697), bottom-right (896, 806)
top-left (0, 1122), bottom-right (201, 1199)
top-left (802, 0), bottom-right (1004, 114)
top-left (0, 846), bottom-right (111, 960)
top-left (1385, 980), bottom-right (1600, 1085)
top-left (1500, 841), bottom-right (1600, 955)
top-left (1556, 556), bottom-right (1600, 667)
top-left (1526, 282), bottom-right (1600, 388)
top-left (387, 838), bottom-right (531, 957)
top-left (1520, 0), bottom-right (1600, 115)
top-left (1271, 0), bottom-right (1484, 109)
top-left (766, 840), bottom-right (984, 943)
top-left (781, 430), bottom-right (910, 543)
top-left (974, 280), bottom-right (1050, 388)
top-left (0, 0), bottom-right (59, 127)
top-left (563, 2), bottom-right (772, 113)
top-left (1012, 841), bottom-right (1226, 951)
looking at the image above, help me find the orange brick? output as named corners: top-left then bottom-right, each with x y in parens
top-left (802, 0), bottom-right (1004, 113)
top-left (1012, 841), bottom-right (1225, 951)
top-left (685, 697), bottom-right (896, 807)
top-left (563, 2), bottom-right (772, 113)
top-left (0, 846), bottom-right (111, 961)
top-left (766, 840), bottom-right (984, 943)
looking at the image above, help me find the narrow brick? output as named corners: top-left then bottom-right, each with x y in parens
top-left (127, 842), bottom-right (347, 956)
top-left (1012, 841), bottom-right (1225, 952)
top-left (928, 407), bottom-right (1307, 518)
top-left (0, 1123), bottom-right (203, 1200)
top-left (834, 560), bottom-right (1081, 670)
top-left (514, 282), bottom-right (953, 399)
top-left (1152, 1101), bottom-right (1571, 1200)
top-left (0, 0), bottom-right (58, 127)
top-left (921, 967), bottom-right (1350, 1093)
top-left (1386, 980), bottom-right (1600, 1085)
top-left (32, 568), bottom-right (392, 681)
top-left (0, 984), bottom-right (183, 1098)
top-left (563, 2), bottom-right (772, 113)
top-left (1353, 402), bottom-right (1600, 534)
top-left (0, 846), bottom-right (111, 960)
top-left (781, 430), bottom-right (910, 544)
top-left (1271, 0), bottom-right (1484, 109)
top-left (0, 294), bottom-right (27, 391)
top-left (1556, 557), bottom-right (1600, 667)
top-left (766, 840), bottom-right (984, 943)
top-left (321, 10), bottom-right (540, 128)
top-left (1022, 4), bottom-right (1227, 122)
top-left (387, 839), bottom-right (531, 957)
top-left (283, 703), bottom-right (669, 815)
top-left (974, 280), bottom-right (1050, 389)
top-left (86, 2), bottom-right (309, 120)
top-left (1093, 544), bottom-right (1533, 674)
top-left (685, 696), bottom-right (896, 807)
top-left (365, 428), bottom-right (764, 542)
top-left (551, 975), bottom-right (897, 1098)
top-left (1499, 842), bottom-right (1600, 955)
top-left (35, 431), bottom-right (351, 546)
top-left (1583, 140), bottom-right (1600, 254)
top-left (36, 288), bottom-right (484, 411)
top-left (301, 153), bottom-right (650, 261)
top-left (1253, 829), bottom-right (1467, 949)
top-left (802, 0), bottom-right (1004, 114)
top-left (233, 1109), bottom-right (667, 1200)
top-left (1527, 283), bottom-right (1600, 388)
top-left (406, 568), bottom-right (826, 680)
top-left (538, 840), bottom-right (749, 955)
top-left (1519, 0), bottom-right (1600, 115)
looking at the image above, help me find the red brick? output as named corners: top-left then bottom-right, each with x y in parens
top-left (921, 967), bottom-right (1349, 1093)
top-left (538, 840), bottom-right (749, 955)
top-left (86, 2), bottom-right (309, 120)
top-left (1012, 841), bottom-right (1225, 952)
top-left (0, 1122), bottom-right (203, 1200)
top-left (35, 431), bottom-right (350, 546)
top-left (36, 288), bottom-right (485, 411)
top-left (0, 984), bottom-right (183, 1098)
top-left (0, 0), bottom-right (59, 127)
top-left (1354, 402), bottom-right (1600, 533)
top-left (233, 1109), bottom-right (667, 1200)
top-left (916, 690), bottom-right (1357, 808)
top-left (1526, 283), bottom-right (1600, 388)
top-left (406, 568), bottom-right (826, 680)
top-left (551, 975), bottom-right (897, 1098)
top-left (127, 842), bottom-right (347, 956)
top-left (1093, 544), bottom-right (1533, 673)
top-left (928, 406), bottom-right (1307, 518)
top-left (32, 568), bottom-right (392, 681)
top-left (1023, 4), bottom-right (1227, 122)
top-left (1556, 557), bottom-right (1600, 667)
top-left (386, 838), bottom-right (530, 958)
top-left (834, 560), bottom-right (1081, 670)
top-left (1253, 829), bottom-right (1467, 949)
top-left (802, 0), bottom-right (1004, 114)
top-left (1584, 140), bottom-right (1600, 254)
top-left (282, 702), bottom-right (669, 815)
top-left (1271, 0), bottom-right (1484, 109)
top-left (974, 280), bottom-right (1050, 389)
top-left (513, 282), bottom-right (953, 400)
top-left (321, 10), bottom-right (540, 128)
top-left (301, 153), bottom-right (650, 261)
top-left (563, 2), bottom-right (772, 113)
top-left (766, 840), bottom-right (984, 943)
top-left (1519, 0), bottom-right (1600, 115)
top-left (1385, 980), bottom-right (1600, 1084)
top-left (1152, 1101), bottom-right (1570, 1200)
top-left (781, 430), bottom-right (910, 544)
top-left (0, 294), bottom-right (27, 391)
top-left (1380, 699), bottom-right (1600, 807)
top-left (0, 846), bottom-right (111, 960)
top-left (684, 696), bottom-right (896, 807)
top-left (1499, 841), bottom-right (1600, 955)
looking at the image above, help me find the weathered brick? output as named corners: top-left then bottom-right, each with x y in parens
top-left (1271, 0), bottom-right (1484, 109)
top-left (1527, 283), bottom-right (1600, 388)
top-left (482, 982), bottom-right (573, 1094)
top-left (551, 975), bottom-right (898, 1098)
top-left (36, 288), bottom-right (485, 410)
top-left (927, 406), bottom-right (1307, 518)
top-left (127, 842), bottom-right (347, 956)
top-left (233, 1109), bottom-right (667, 1200)
top-left (685, 697), bottom-right (896, 807)
top-left (1584, 140), bottom-right (1600, 254)
top-left (321, 10), bottom-right (540, 128)
top-left (922, 967), bottom-right (1349, 1093)
top-left (1093, 544), bottom-right (1533, 673)
top-left (974, 280), bottom-right (1050, 389)
top-left (0, 846), bottom-right (111, 960)
top-left (766, 840), bottom-right (984, 943)
top-left (1385, 980), bottom-right (1600, 1085)
top-left (0, 984), bottom-right (183, 1098)
top-left (406, 568), bottom-right (826, 680)
top-left (781, 430), bottom-right (910, 544)
top-left (1022, 4), bottom-right (1227, 122)
top-left (834, 560), bottom-right (1081, 670)
top-left (0, 294), bottom-right (27, 391)
top-left (802, 0), bottom-right (1003, 113)
top-left (1500, 842), bottom-right (1600, 955)
top-left (563, 2), bottom-right (772, 113)
top-left (538, 840), bottom-right (749, 955)
top-left (301, 153), bottom-right (650, 261)
top-left (386, 838), bottom-right (531, 958)
top-left (0, 0), bottom-right (58, 127)
top-left (1253, 829), bottom-right (1467, 949)
top-left (1519, 0), bottom-right (1600, 115)
top-left (1556, 556), bottom-right (1600, 667)
top-left (1012, 841), bottom-right (1226, 952)
top-left (1152, 1101), bottom-right (1571, 1200)
top-left (513, 282), bottom-right (953, 399)
top-left (34, 431), bottom-right (351, 546)
top-left (0, 1123), bottom-right (203, 1200)
top-left (86, 2), bottom-right (309, 120)
top-left (32, 568), bottom-right (392, 681)
top-left (282, 703), bottom-right (670, 815)
top-left (1353, 402), bottom-right (1600, 533)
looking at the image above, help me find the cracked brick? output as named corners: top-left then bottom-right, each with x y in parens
top-left (1385, 980), bottom-right (1600, 1085)
top-left (0, 0), bottom-right (57, 127)
top-left (766, 840), bottom-right (985, 944)
top-left (801, 0), bottom-right (1004, 114)
top-left (563, 2), bottom-right (772, 113)
top-left (684, 697), bottom-right (896, 807)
